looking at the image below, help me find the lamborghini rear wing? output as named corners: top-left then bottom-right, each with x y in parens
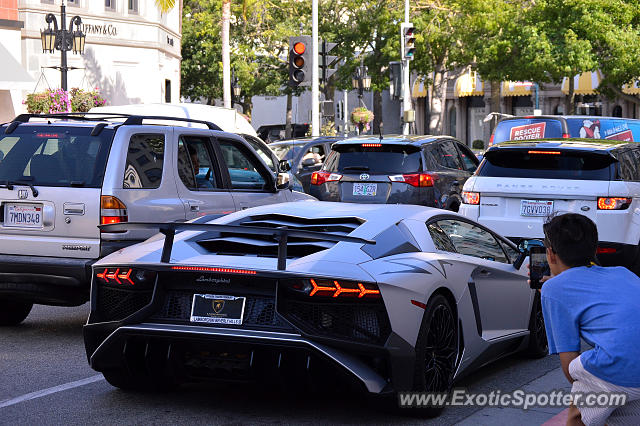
top-left (99, 222), bottom-right (376, 270)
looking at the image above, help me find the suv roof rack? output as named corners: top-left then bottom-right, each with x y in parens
top-left (3, 112), bottom-right (222, 134)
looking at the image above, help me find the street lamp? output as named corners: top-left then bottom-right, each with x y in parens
top-left (40, 1), bottom-right (86, 91)
top-left (231, 70), bottom-right (241, 108)
top-left (352, 59), bottom-right (371, 107)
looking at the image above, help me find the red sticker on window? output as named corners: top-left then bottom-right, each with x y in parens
top-left (509, 122), bottom-right (546, 140)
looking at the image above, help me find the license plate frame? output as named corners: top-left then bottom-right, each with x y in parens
top-left (190, 294), bottom-right (246, 325)
top-left (353, 182), bottom-right (377, 196)
top-left (3, 203), bottom-right (44, 228)
top-left (520, 199), bottom-right (554, 217)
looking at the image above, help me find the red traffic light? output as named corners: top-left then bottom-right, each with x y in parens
top-left (293, 42), bottom-right (306, 55)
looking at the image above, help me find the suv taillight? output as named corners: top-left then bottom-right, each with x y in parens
top-left (311, 171), bottom-right (342, 185)
top-left (462, 191), bottom-right (480, 205)
top-left (388, 173), bottom-right (435, 187)
top-left (100, 195), bottom-right (128, 228)
top-left (597, 197), bottom-right (631, 210)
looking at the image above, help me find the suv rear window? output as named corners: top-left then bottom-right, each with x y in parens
top-left (478, 149), bottom-right (616, 180)
top-left (0, 125), bottom-right (114, 188)
top-left (324, 144), bottom-right (422, 174)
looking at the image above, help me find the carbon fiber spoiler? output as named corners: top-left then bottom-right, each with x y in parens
top-left (99, 222), bottom-right (376, 270)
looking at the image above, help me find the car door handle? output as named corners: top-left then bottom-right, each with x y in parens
top-left (189, 205), bottom-right (199, 212)
top-left (479, 269), bottom-right (491, 276)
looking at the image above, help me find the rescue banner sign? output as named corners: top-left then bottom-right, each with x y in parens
top-left (510, 122), bottom-right (547, 140)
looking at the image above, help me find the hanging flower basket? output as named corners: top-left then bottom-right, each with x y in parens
top-left (350, 107), bottom-right (374, 126)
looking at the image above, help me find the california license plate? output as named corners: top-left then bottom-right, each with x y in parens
top-left (4, 203), bottom-right (43, 228)
top-left (353, 183), bottom-right (377, 196)
top-left (520, 200), bottom-right (554, 217)
top-left (190, 294), bottom-right (246, 325)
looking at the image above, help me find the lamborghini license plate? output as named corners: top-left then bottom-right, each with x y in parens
top-left (190, 294), bottom-right (246, 325)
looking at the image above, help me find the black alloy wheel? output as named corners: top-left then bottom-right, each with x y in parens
top-left (525, 292), bottom-right (548, 358)
top-left (0, 299), bottom-right (33, 325)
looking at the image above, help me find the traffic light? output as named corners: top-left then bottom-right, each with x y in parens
top-left (288, 36), bottom-right (312, 87)
top-left (389, 61), bottom-right (402, 99)
top-left (320, 40), bottom-right (338, 85)
top-left (401, 23), bottom-right (416, 61)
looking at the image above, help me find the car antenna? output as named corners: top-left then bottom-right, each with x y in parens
top-left (379, 122), bottom-right (383, 141)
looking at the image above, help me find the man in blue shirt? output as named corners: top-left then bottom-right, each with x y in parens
top-left (540, 213), bottom-right (640, 425)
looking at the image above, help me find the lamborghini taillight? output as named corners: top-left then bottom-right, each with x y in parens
top-left (94, 267), bottom-right (156, 288)
top-left (286, 278), bottom-right (381, 299)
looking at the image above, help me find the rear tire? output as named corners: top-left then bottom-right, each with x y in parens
top-left (0, 300), bottom-right (33, 325)
top-left (524, 292), bottom-right (548, 358)
top-left (403, 294), bottom-right (458, 417)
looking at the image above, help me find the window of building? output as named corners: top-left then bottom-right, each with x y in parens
top-left (67, 0), bottom-right (80, 6)
top-left (448, 107), bottom-right (456, 138)
top-left (128, 0), bottom-right (139, 13)
top-left (165, 80), bottom-right (171, 103)
top-left (123, 134), bottom-right (164, 189)
top-left (105, 0), bottom-right (116, 10)
top-left (613, 105), bottom-right (623, 118)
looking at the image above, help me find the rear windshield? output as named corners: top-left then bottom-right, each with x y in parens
top-left (478, 149), bottom-right (615, 180)
top-left (0, 125), bottom-right (114, 188)
top-left (324, 144), bottom-right (422, 174)
top-left (493, 119), bottom-right (564, 143)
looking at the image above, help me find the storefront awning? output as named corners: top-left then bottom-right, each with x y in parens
top-left (502, 81), bottom-right (533, 97)
top-left (622, 80), bottom-right (640, 95)
top-left (455, 71), bottom-right (484, 97)
top-left (412, 78), bottom-right (427, 98)
top-left (561, 71), bottom-right (602, 95)
top-left (0, 42), bottom-right (34, 91)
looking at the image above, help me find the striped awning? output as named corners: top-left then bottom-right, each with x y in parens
top-left (561, 71), bottom-right (603, 95)
top-left (502, 81), bottom-right (533, 97)
top-left (412, 77), bottom-right (427, 98)
top-left (455, 71), bottom-right (484, 97)
top-left (622, 80), bottom-right (640, 95)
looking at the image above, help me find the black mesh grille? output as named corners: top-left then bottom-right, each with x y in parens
top-left (280, 300), bottom-right (391, 345)
top-left (97, 286), bottom-right (153, 322)
top-left (151, 291), bottom-right (293, 331)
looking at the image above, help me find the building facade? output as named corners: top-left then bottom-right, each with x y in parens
top-left (0, 0), bottom-right (182, 122)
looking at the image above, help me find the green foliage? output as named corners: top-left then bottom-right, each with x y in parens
top-left (351, 107), bottom-right (374, 125)
top-left (472, 139), bottom-right (485, 150)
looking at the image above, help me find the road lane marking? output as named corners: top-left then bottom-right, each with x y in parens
top-left (0, 375), bottom-right (104, 409)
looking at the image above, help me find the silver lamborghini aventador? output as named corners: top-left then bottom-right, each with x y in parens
top-left (83, 201), bottom-right (547, 415)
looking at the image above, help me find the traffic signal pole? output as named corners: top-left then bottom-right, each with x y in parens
top-left (402, 0), bottom-right (410, 135)
top-left (311, 0), bottom-right (320, 136)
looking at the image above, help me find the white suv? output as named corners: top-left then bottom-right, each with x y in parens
top-left (0, 113), bottom-right (313, 325)
top-left (460, 139), bottom-right (640, 273)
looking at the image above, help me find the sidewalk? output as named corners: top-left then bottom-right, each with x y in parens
top-left (456, 367), bottom-right (572, 426)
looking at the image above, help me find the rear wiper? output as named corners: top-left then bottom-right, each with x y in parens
top-left (1, 180), bottom-right (39, 197)
top-left (342, 166), bottom-right (370, 171)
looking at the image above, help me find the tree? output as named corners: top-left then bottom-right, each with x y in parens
top-left (155, 0), bottom-right (176, 13)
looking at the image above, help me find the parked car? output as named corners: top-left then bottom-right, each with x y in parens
top-left (490, 115), bottom-right (640, 145)
top-left (460, 138), bottom-right (640, 273)
top-left (309, 135), bottom-right (479, 211)
top-left (270, 137), bottom-right (342, 193)
top-left (256, 123), bottom-right (309, 142)
top-left (0, 112), bottom-right (314, 325)
top-left (85, 201), bottom-right (545, 416)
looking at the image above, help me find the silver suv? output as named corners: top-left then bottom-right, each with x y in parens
top-left (0, 113), bottom-right (314, 325)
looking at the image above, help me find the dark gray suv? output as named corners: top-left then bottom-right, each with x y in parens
top-left (309, 135), bottom-right (478, 211)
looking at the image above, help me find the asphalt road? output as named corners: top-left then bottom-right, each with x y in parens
top-left (0, 304), bottom-right (563, 425)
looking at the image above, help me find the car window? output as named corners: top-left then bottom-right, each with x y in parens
top-left (498, 239), bottom-right (520, 263)
top-left (436, 219), bottom-right (509, 263)
top-left (123, 134), bottom-right (164, 189)
top-left (456, 143), bottom-right (479, 172)
top-left (427, 222), bottom-right (457, 253)
top-left (0, 126), bottom-right (114, 188)
top-left (299, 144), bottom-right (326, 170)
top-left (493, 118), bottom-right (564, 143)
top-left (479, 149), bottom-right (616, 180)
top-left (218, 139), bottom-right (269, 190)
top-left (244, 136), bottom-right (276, 172)
top-left (629, 149), bottom-right (640, 180)
top-left (324, 144), bottom-right (422, 174)
top-left (177, 137), bottom-right (218, 191)
top-left (430, 141), bottom-right (463, 170)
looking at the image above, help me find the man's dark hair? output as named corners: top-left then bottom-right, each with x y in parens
top-left (543, 213), bottom-right (598, 267)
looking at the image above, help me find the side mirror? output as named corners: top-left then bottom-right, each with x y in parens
top-left (276, 172), bottom-right (290, 190)
top-left (513, 239), bottom-right (545, 270)
top-left (279, 159), bottom-right (292, 172)
top-left (301, 157), bottom-right (318, 167)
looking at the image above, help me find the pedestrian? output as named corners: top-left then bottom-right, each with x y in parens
top-left (540, 213), bottom-right (640, 425)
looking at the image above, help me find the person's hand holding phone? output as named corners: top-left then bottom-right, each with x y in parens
top-left (529, 246), bottom-right (551, 290)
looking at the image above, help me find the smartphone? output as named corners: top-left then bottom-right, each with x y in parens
top-left (529, 246), bottom-right (550, 290)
